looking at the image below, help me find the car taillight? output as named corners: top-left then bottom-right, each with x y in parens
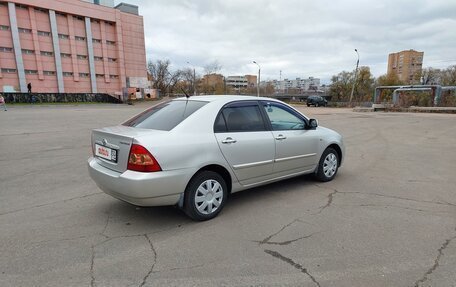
top-left (127, 144), bottom-right (162, 172)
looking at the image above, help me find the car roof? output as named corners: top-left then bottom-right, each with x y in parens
top-left (172, 95), bottom-right (281, 105)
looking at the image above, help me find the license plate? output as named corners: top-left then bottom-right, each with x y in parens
top-left (95, 144), bottom-right (117, 162)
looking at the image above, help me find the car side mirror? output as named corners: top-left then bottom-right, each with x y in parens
top-left (308, 119), bottom-right (318, 129)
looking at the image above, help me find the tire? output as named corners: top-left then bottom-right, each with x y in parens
top-left (184, 171), bottom-right (228, 221)
top-left (315, 148), bottom-right (339, 182)
top-left (315, 103), bottom-right (319, 107)
top-left (307, 103), bottom-right (311, 107)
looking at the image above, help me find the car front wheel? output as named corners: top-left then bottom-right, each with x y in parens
top-left (315, 148), bottom-right (339, 182)
top-left (184, 171), bottom-right (227, 221)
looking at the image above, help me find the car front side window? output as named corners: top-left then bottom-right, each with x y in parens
top-left (263, 103), bottom-right (305, 131)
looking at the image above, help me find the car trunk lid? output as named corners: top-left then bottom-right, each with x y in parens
top-left (91, 126), bottom-right (164, 173)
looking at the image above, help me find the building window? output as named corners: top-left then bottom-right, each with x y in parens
top-left (108, 58), bottom-right (117, 62)
top-left (61, 53), bottom-right (71, 58)
top-left (77, 54), bottom-right (88, 60)
top-left (0, 25), bottom-right (10, 31)
top-left (106, 40), bottom-right (116, 45)
top-left (110, 75), bottom-right (119, 79)
top-left (91, 19), bottom-right (100, 24)
top-left (73, 15), bottom-right (84, 21)
top-left (58, 34), bottom-right (69, 40)
top-left (75, 36), bottom-right (86, 41)
top-left (43, 71), bottom-right (55, 76)
top-left (63, 72), bottom-right (74, 77)
top-left (25, 70), bottom-right (38, 75)
top-left (106, 22), bottom-right (114, 26)
top-left (96, 74), bottom-right (105, 78)
top-left (92, 38), bottom-right (101, 44)
top-left (16, 4), bottom-right (28, 9)
top-left (22, 49), bottom-right (35, 54)
top-left (18, 28), bottom-right (32, 34)
top-left (34, 7), bottom-right (47, 13)
top-left (94, 56), bottom-right (103, 61)
top-left (79, 73), bottom-right (90, 78)
top-left (37, 30), bottom-right (51, 37)
top-left (56, 12), bottom-right (66, 17)
top-left (40, 51), bottom-right (54, 56)
top-left (1, 68), bottom-right (17, 73)
top-left (0, 47), bottom-right (13, 52)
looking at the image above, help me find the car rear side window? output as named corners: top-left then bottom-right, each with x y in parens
top-left (122, 100), bottom-right (207, 131)
top-left (219, 105), bottom-right (266, 132)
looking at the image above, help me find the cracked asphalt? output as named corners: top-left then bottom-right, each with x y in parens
top-left (1, 102), bottom-right (455, 287)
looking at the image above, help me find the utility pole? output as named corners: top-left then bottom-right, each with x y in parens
top-left (349, 49), bottom-right (359, 105)
top-left (253, 61), bottom-right (261, 97)
top-left (280, 70), bottom-right (282, 94)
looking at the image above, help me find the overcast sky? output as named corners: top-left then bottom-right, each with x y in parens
top-left (117, 0), bottom-right (456, 83)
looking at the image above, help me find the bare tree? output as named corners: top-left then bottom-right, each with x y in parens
top-left (418, 67), bottom-right (442, 85)
top-left (441, 65), bottom-right (456, 85)
top-left (147, 59), bottom-right (182, 96)
top-left (203, 60), bottom-right (222, 75)
top-left (180, 67), bottom-right (202, 95)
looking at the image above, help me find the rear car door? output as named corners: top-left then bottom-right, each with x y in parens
top-left (261, 101), bottom-right (319, 174)
top-left (214, 101), bottom-right (275, 185)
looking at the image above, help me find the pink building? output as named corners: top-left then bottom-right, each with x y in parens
top-left (0, 0), bottom-right (147, 95)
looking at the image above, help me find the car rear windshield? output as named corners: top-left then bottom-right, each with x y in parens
top-left (122, 100), bottom-right (207, 131)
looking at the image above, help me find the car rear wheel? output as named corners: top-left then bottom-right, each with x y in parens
top-left (315, 147), bottom-right (339, 182)
top-left (184, 171), bottom-right (227, 221)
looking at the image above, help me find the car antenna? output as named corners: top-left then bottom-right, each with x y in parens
top-left (181, 88), bottom-right (190, 118)
top-left (181, 88), bottom-right (190, 98)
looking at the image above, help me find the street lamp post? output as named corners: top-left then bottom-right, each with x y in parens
top-left (186, 61), bottom-right (196, 96)
top-left (253, 61), bottom-right (261, 97)
top-left (349, 49), bottom-right (359, 105)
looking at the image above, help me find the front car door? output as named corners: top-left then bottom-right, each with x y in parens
top-left (214, 101), bottom-right (275, 186)
top-left (261, 101), bottom-right (319, 174)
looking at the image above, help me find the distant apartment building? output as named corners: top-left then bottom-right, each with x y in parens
top-left (226, 75), bottom-right (257, 89)
top-left (387, 49), bottom-right (424, 84)
top-left (244, 75), bottom-right (257, 87)
top-left (0, 0), bottom-right (147, 95)
top-left (202, 73), bottom-right (224, 87)
top-left (270, 77), bottom-right (320, 92)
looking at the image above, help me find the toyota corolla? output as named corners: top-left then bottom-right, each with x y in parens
top-left (88, 96), bottom-right (344, 220)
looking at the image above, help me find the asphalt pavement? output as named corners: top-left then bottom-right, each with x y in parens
top-left (0, 102), bottom-right (455, 287)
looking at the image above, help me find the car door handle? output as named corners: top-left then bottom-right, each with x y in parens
top-left (222, 137), bottom-right (237, 144)
top-left (275, 135), bottom-right (287, 140)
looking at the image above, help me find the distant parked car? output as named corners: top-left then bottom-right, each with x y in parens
top-left (88, 96), bottom-right (344, 221)
top-left (307, 95), bottom-right (328, 107)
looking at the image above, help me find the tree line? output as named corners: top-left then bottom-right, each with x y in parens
top-left (328, 65), bottom-right (456, 103)
top-left (148, 58), bottom-right (456, 105)
top-left (148, 59), bottom-right (276, 96)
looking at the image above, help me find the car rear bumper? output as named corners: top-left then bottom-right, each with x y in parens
top-left (88, 157), bottom-right (195, 206)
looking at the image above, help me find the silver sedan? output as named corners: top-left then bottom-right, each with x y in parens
top-left (88, 96), bottom-right (344, 220)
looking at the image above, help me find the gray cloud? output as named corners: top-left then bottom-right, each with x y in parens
top-left (120, 0), bottom-right (456, 83)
